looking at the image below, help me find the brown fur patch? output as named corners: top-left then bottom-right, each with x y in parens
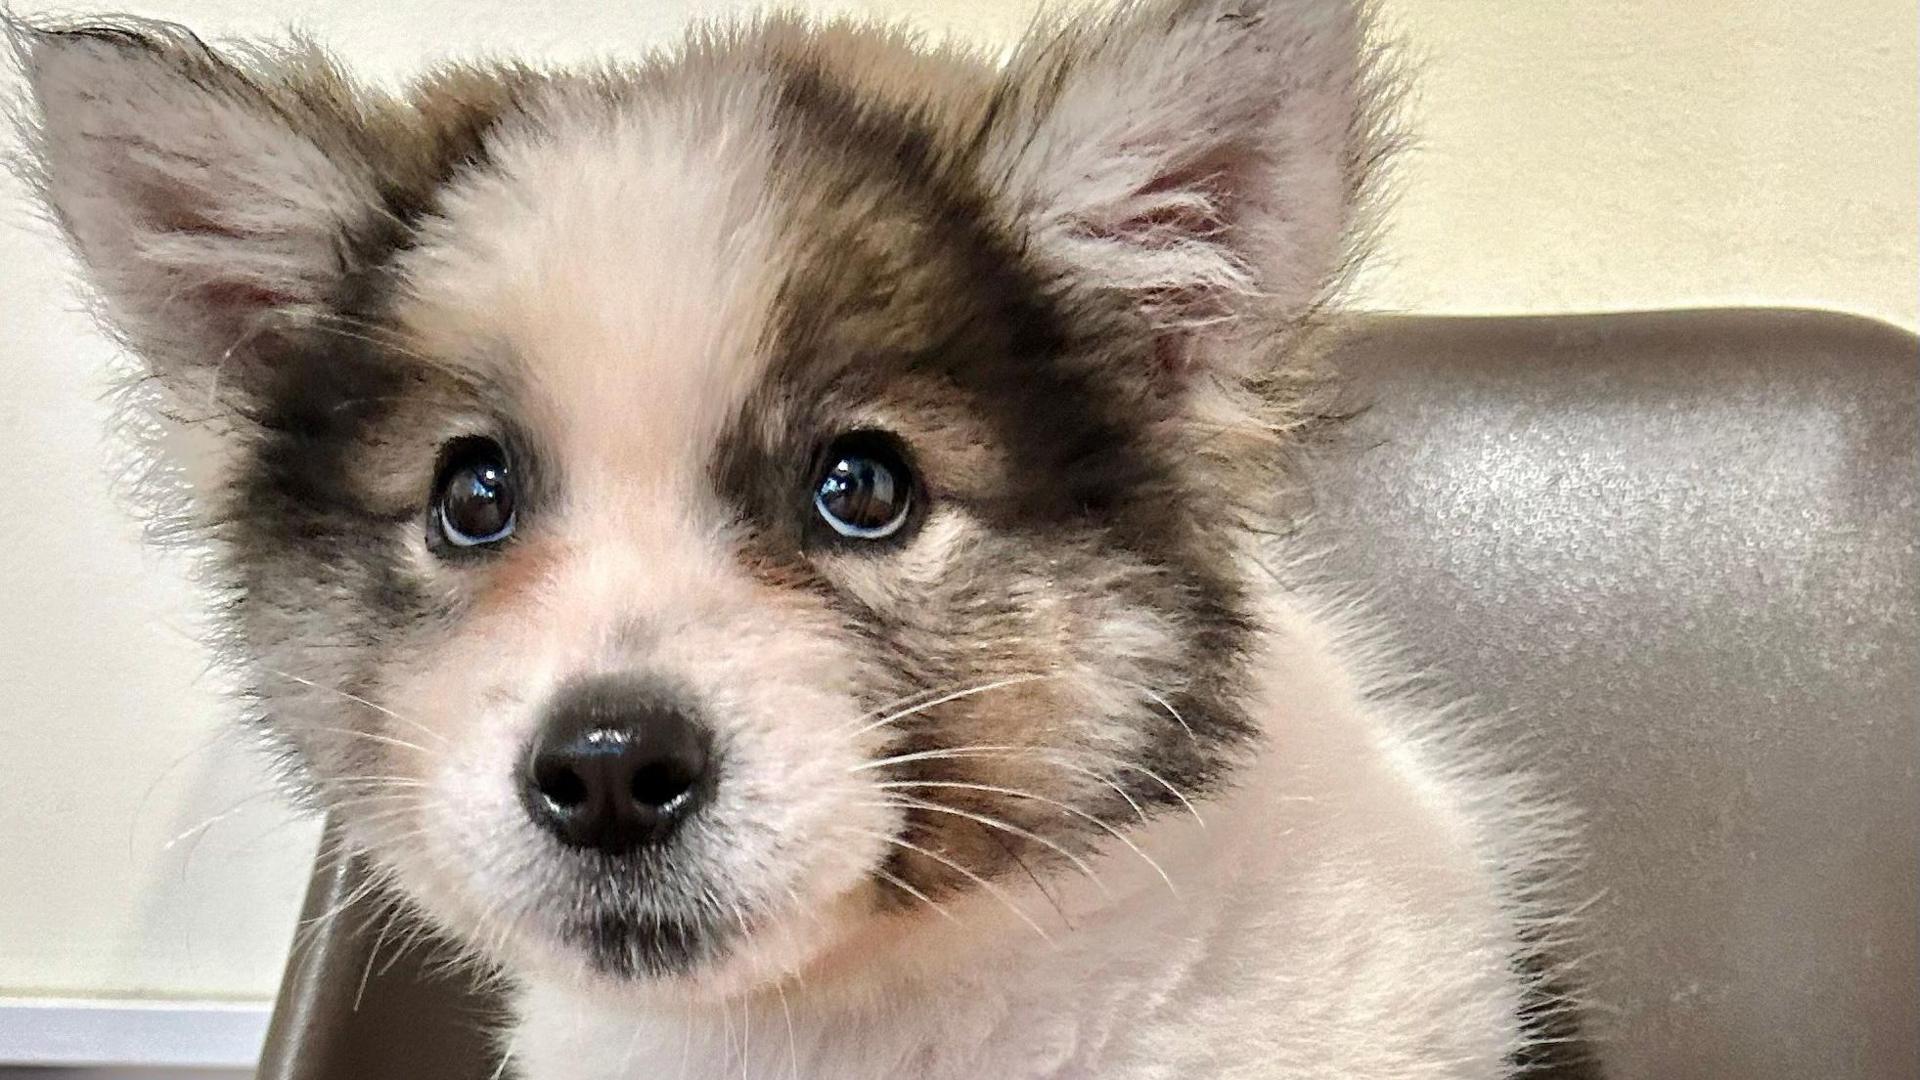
top-left (695, 52), bottom-right (1262, 901)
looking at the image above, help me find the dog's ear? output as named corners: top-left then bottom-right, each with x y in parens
top-left (9, 19), bottom-right (382, 389)
top-left (983, 0), bottom-right (1390, 382)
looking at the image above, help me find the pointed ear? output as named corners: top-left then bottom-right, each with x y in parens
top-left (983, 0), bottom-right (1392, 375)
top-left (9, 19), bottom-right (382, 382)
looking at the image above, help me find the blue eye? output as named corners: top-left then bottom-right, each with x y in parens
top-left (434, 438), bottom-right (516, 549)
top-left (813, 435), bottom-right (914, 540)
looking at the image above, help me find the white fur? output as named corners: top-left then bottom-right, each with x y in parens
top-left (392, 77), bottom-right (787, 469)
top-left (508, 585), bottom-right (1546, 1079)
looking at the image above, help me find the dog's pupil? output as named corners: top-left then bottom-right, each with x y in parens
top-left (820, 456), bottom-right (897, 527)
top-left (449, 468), bottom-right (507, 532)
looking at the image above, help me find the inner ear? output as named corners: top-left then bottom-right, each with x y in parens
top-left (1127, 149), bottom-right (1264, 382)
top-left (983, 0), bottom-right (1388, 385)
top-left (14, 19), bottom-right (382, 378)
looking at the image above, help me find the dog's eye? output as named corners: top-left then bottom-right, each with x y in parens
top-left (813, 434), bottom-right (914, 541)
top-left (434, 437), bottom-right (516, 549)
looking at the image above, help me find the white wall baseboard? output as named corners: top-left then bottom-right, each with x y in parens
top-left (0, 1060), bottom-right (247, 1068)
top-left (0, 999), bottom-right (267, 1069)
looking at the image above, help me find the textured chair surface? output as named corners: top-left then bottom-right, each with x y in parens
top-left (259, 309), bottom-right (1919, 1079)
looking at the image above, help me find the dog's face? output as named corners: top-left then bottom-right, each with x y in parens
top-left (14, 2), bottom-right (1381, 991)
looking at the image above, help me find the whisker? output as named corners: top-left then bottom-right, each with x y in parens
top-left (1136, 686), bottom-right (1198, 743)
top-left (878, 779), bottom-right (1177, 895)
top-left (848, 743), bottom-right (1028, 773)
top-left (869, 865), bottom-right (958, 923)
top-left (306, 725), bottom-right (436, 757)
top-left (1096, 757), bottom-right (1205, 828)
top-left (487, 1035), bottom-right (517, 1080)
top-left (297, 310), bottom-right (448, 369)
top-left (737, 959), bottom-right (752, 1076)
top-left (851, 744), bottom-right (1204, 827)
top-left (815, 836), bottom-right (959, 927)
top-left (840, 683), bottom-right (963, 733)
top-left (777, 982), bottom-right (800, 1080)
top-left (131, 723), bottom-right (241, 862)
top-left (161, 794), bottom-right (273, 853)
top-left (615, 1005), bottom-right (650, 1079)
top-left (982, 827), bottom-right (1074, 930)
top-left (1051, 760), bottom-right (1151, 824)
top-left (843, 826), bottom-right (1052, 944)
top-left (290, 869), bottom-right (391, 954)
top-left (340, 799), bottom-right (434, 831)
top-left (354, 898), bottom-right (410, 1013)
top-left (863, 795), bottom-right (1111, 898)
top-left (846, 674), bottom-right (1056, 740)
top-left (327, 778), bottom-right (428, 819)
top-left (307, 776), bottom-right (432, 792)
top-left (262, 668), bottom-right (447, 748)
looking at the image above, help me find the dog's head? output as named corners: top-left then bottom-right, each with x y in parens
top-left (13, 1), bottom-right (1387, 991)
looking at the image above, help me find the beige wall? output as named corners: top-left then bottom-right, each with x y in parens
top-left (1, 0), bottom-right (1913, 1004)
top-left (1367, 1), bottom-right (1918, 329)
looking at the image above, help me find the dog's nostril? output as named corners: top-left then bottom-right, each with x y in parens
top-left (520, 675), bottom-right (715, 856)
top-left (534, 760), bottom-right (589, 810)
top-left (631, 760), bottom-right (698, 809)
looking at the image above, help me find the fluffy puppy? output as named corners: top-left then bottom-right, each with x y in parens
top-left (9, 2), bottom-right (1573, 1076)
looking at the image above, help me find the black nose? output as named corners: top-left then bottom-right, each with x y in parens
top-left (522, 677), bottom-right (713, 856)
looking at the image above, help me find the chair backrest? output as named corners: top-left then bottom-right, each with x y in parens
top-left (257, 831), bottom-right (506, 1080)
top-left (260, 309), bottom-right (1920, 1079)
top-left (1302, 309), bottom-right (1918, 1079)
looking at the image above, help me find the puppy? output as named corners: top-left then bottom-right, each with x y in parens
top-left (9, 2), bottom-right (1573, 1076)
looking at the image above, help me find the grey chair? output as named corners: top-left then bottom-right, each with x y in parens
top-left (259, 309), bottom-right (1920, 1079)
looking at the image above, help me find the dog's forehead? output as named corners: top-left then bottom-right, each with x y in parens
top-left (390, 79), bottom-right (790, 486)
top-left (378, 25), bottom-right (1009, 487)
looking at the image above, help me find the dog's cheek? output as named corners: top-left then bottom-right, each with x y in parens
top-left (827, 512), bottom-right (1167, 741)
top-left (815, 518), bottom-right (1175, 884)
top-left (335, 599), bottom-right (543, 860)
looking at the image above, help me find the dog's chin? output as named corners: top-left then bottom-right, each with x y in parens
top-left (554, 906), bottom-right (728, 982)
top-left (473, 868), bottom-right (883, 1001)
top-left (484, 878), bottom-right (746, 991)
